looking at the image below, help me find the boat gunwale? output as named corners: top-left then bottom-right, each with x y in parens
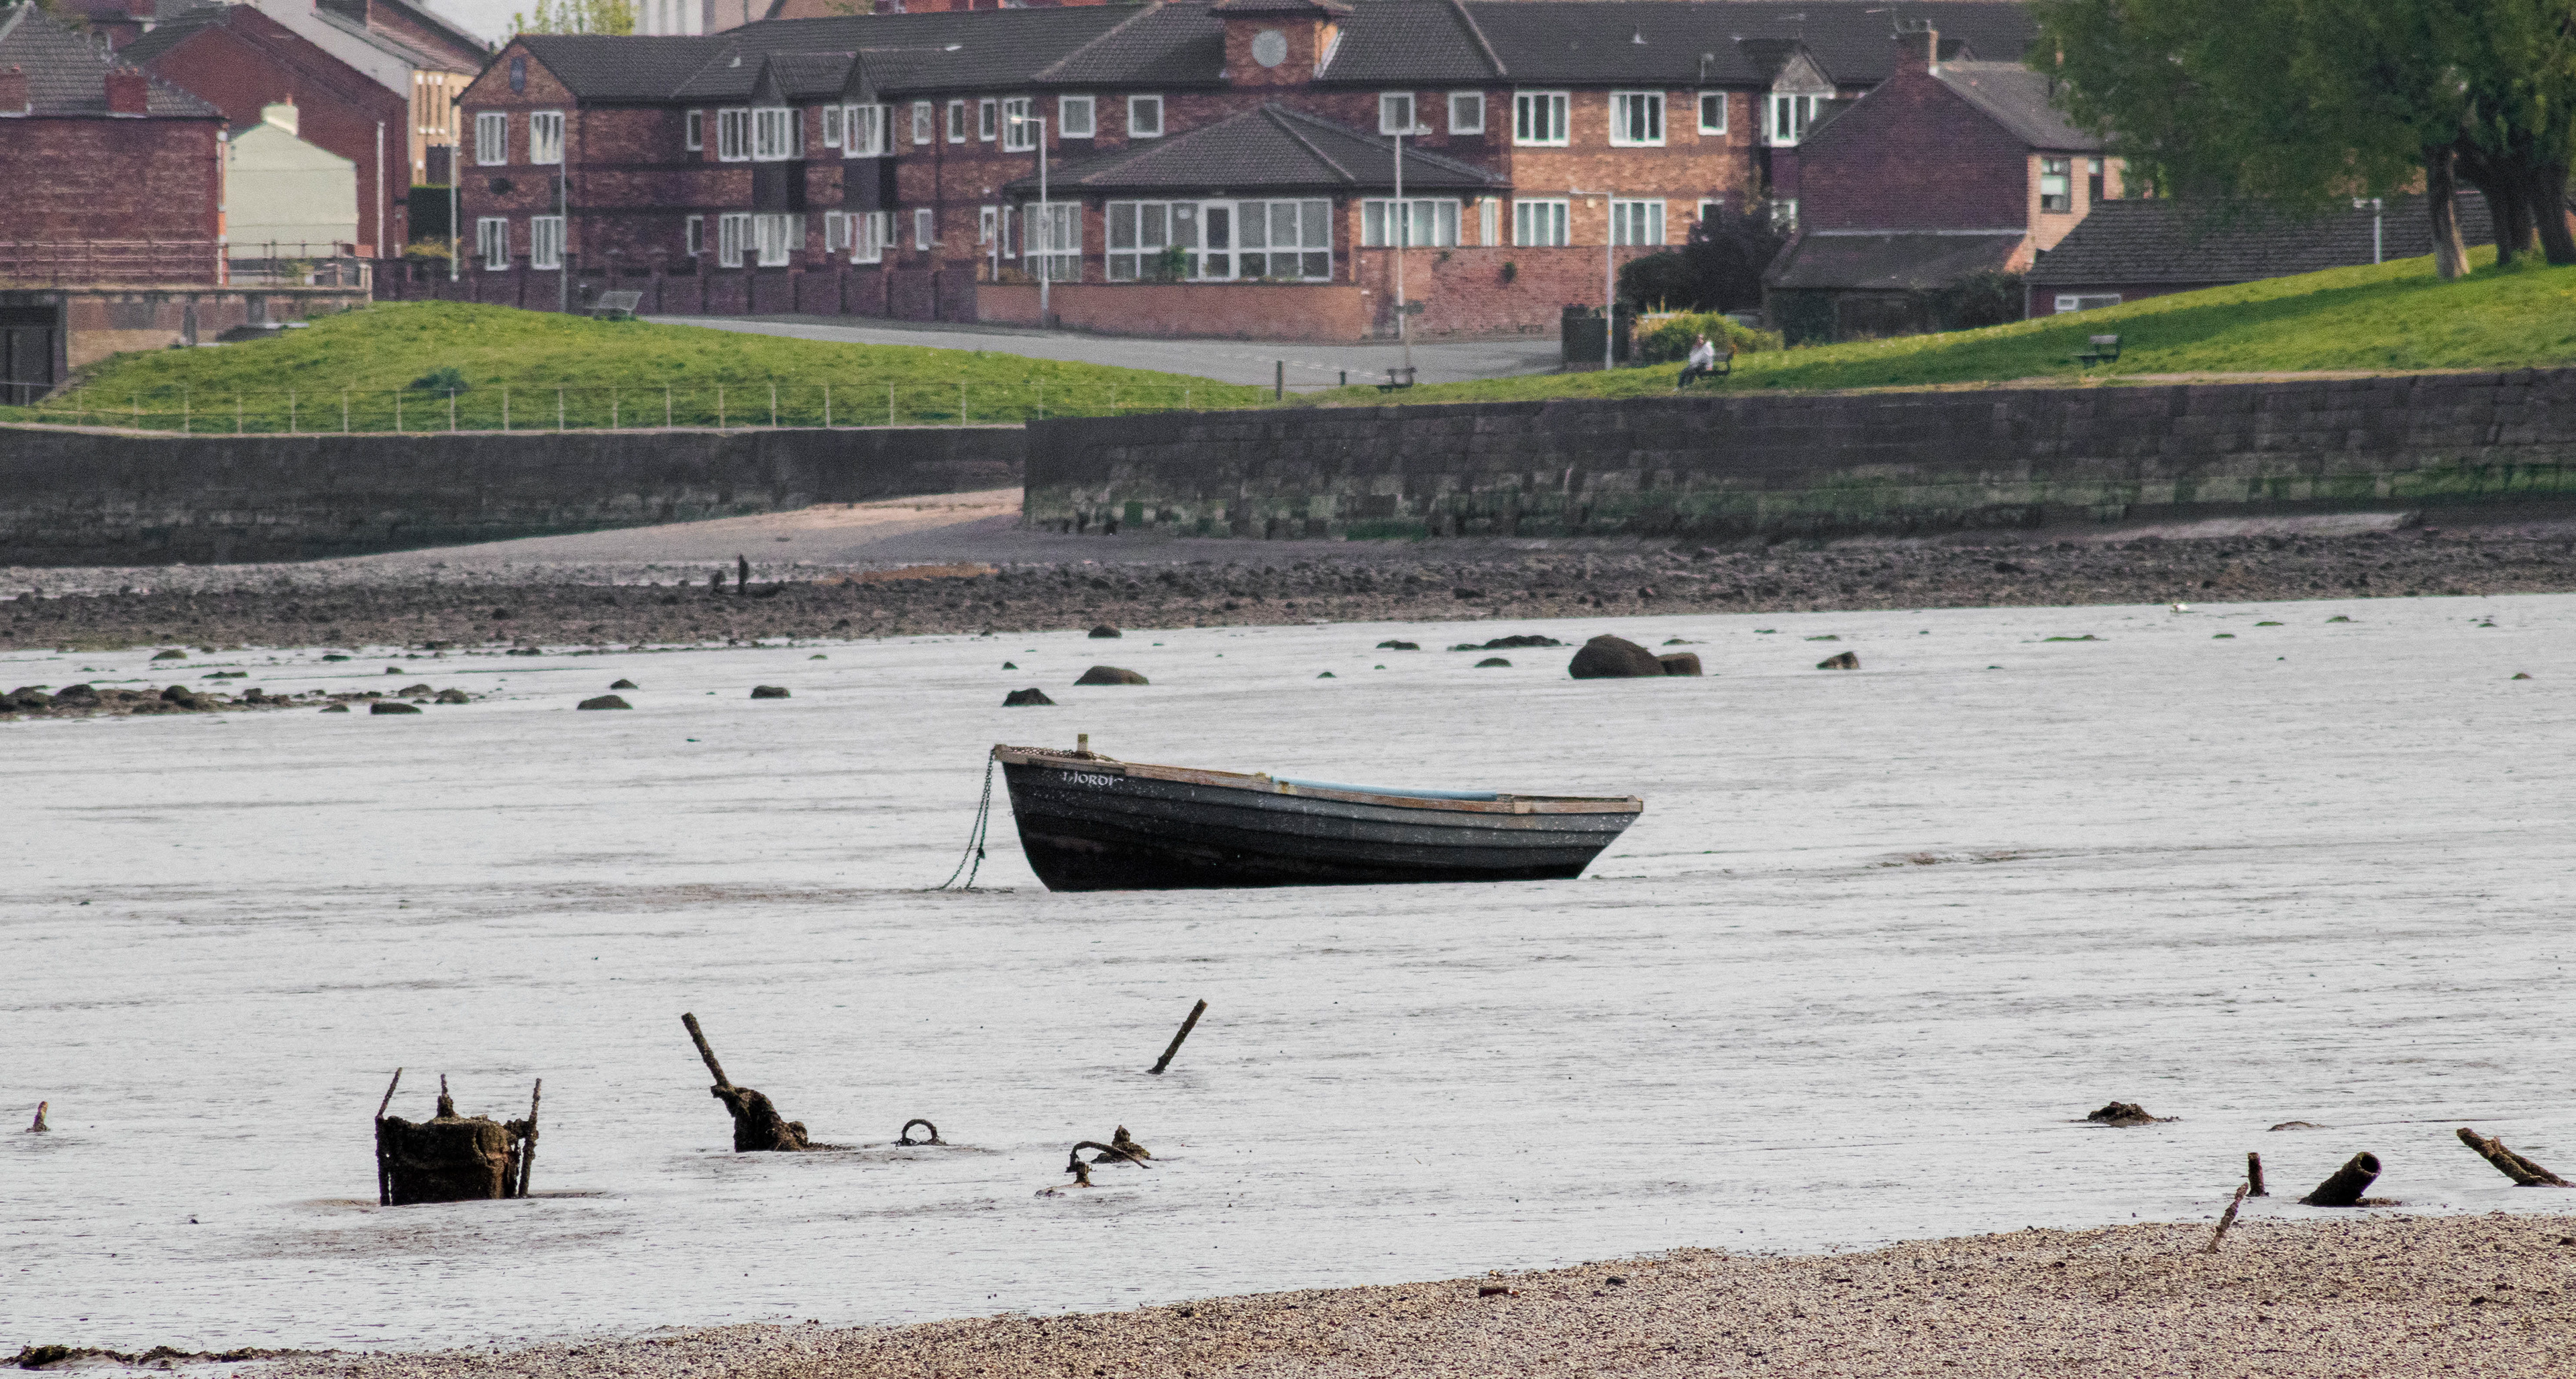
top-left (991, 745), bottom-right (1642, 816)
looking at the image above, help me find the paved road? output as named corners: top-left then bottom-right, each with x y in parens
top-left (643, 314), bottom-right (1562, 388)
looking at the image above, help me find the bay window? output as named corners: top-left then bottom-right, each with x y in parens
top-left (1769, 93), bottom-right (1822, 145)
top-left (753, 212), bottom-right (798, 266)
top-left (717, 212), bottom-right (750, 267)
top-left (843, 103), bottom-right (885, 158)
top-left (1105, 199), bottom-right (1330, 281)
top-left (1512, 90), bottom-right (1567, 146)
top-left (751, 106), bottom-right (800, 161)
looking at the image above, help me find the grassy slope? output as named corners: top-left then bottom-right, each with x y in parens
top-left (1, 302), bottom-right (1261, 429)
top-left (1329, 245), bottom-right (2576, 406)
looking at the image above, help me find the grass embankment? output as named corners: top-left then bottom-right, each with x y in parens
top-left (1335, 245), bottom-right (2576, 406)
top-left (0, 302), bottom-right (1263, 433)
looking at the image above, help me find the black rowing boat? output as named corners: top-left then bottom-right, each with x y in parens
top-left (992, 742), bottom-right (1643, 891)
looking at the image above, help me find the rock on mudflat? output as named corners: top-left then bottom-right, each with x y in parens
top-left (1088, 624), bottom-right (1122, 639)
top-left (1658, 653), bottom-right (1704, 676)
top-left (750, 685), bottom-right (792, 699)
top-left (1476, 657), bottom-right (1511, 668)
top-left (1377, 640), bottom-right (1420, 651)
top-left (1568, 635), bottom-right (1664, 679)
top-left (1003, 688), bottom-right (1055, 707)
top-left (435, 688), bottom-right (470, 704)
top-left (580, 695), bottom-right (633, 710)
top-left (2084, 1101), bottom-right (2171, 1127)
top-left (370, 701), bottom-right (422, 715)
top-left (1075, 666), bottom-right (1148, 685)
top-left (52, 683), bottom-right (99, 706)
top-left (320, 704), bottom-right (350, 713)
top-left (610, 679), bottom-right (638, 690)
top-left (1817, 651), bottom-right (1861, 670)
top-left (152, 649), bottom-right (187, 661)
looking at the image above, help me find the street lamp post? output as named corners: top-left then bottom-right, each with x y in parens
top-left (1012, 110), bottom-right (1051, 324)
top-left (1390, 129), bottom-right (1411, 377)
top-left (2352, 196), bottom-right (2385, 265)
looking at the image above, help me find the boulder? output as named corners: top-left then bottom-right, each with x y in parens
top-left (1476, 657), bottom-right (1511, 668)
top-left (750, 685), bottom-right (792, 699)
top-left (398, 683), bottom-right (435, 696)
top-left (1089, 624), bottom-right (1122, 639)
top-left (1003, 687), bottom-right (1055, 707)
top-left (1376, 640), bottom-right (1419, 651)
top-left (435, 688), bottom-right (470, 704)
top-left (1317, 671), bottom-right (1336, 678)
top-left (321, 704), bottom-right (350, 713)
top-left (1658, 653), bottom-right (1704, 676)
top-left (1817, 651), bottom-right (1860, 671)
top-left (1002, 661), bottom-right (1018, 669)
top-left (1075, 665), bottom-right (1148, 685)
top-left (579, 694), bottom-right (633, 710)
top-left (610, 678), bottom-right (639, 690)
top-left (1567, 635), bottom-right (1664, 679)
top-left (5, 687), bottom-right (52, 711)
top-left (152, 649), bottom-right (187, 661)
top-left (52, 683), bottom-right (98, 705)
top-left (2084, 1101), bottom-right (2169, 1127)
top-left (160, 685), bottom-right (203, 708)
top-left (371, 701), bottom-right (423, 715)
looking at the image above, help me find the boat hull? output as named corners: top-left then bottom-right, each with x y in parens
top-left (998, 755), bottom-right (1640, 891)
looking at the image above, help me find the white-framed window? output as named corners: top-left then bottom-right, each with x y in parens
top-left (1448, 91), bottom-right (1484, 135)
top-left (531, 214), bottom-right (564, 268)
top-left (685, 109), bottom-right (703, 151)
top-left (1697, 91), bottom-right (1727, 135)
top-left (1610, 198), bottom-right (1664, 246)
top-left (751, 106), bottom-right (799, 161)
top-left (1769, 93), bottom-right (1822, 145)
top-left (718, 211), bottom-right (750, 267)
top-left (1029, 201), bottom-right (1080, 280)
top-left (978, 97), bottom-right (997, 142)
top-left (1513, 90), bottom-right (1568, 146)
top-left (911, 100), bottom-right (933, 145)
top-left (1361, 197), bottom-right (1458, 247)
top-left (1128, 94), bottom-right (1163, 137)
top-left (853, 210), bottom-right (889, 264)
top-left (529, 110), bottom-right (564, 163)
top-left (2040, 156), bottom-right (2072, 212)
top-left (1378, 91), bottom-right (1420, 135)
top-left (1697, 197), bottom-right (1721, 225)
top-left (716, 107), bottom-right (749, 161)
top-left (1477, 197), bottom-right (1498, 246)
top-left (978, 205), bottom-right (997, 245)
top-left (474, 110), bottom-right (508, 165)
top-left (822, 103), bottom-right (843, 148)
top-left (1059, 94), bottom-right (1095, 138)
top-left (753, 212), bottom-right (797, 266)
top-left (1608, 91), bottom-right (1663, 146)
top-left (1105, 199), bottom-right (1330, 281)
top-left (476, 215), bottom-right (508, 268)
top-left (2055, 292), bottom-right (2121, 313)
top-left (686, 214), bottom-right (704, 256)
top-left (843, 103), bottom-right (885, 157)
top-left (915, 207), bottom-right (934, 249)
top-left (946, 99), bottom-right (966, 143)
top-left (825, 210), bottom-right (851, 250)
top-left (1513, 198), bottom-right (1568, 247)
top-left (1001, 96), bottom-right (1036, 151)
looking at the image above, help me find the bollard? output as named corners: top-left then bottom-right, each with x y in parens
top-left (1149, 999), bottom-right (1209, 1074)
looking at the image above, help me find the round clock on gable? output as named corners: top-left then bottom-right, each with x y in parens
top-left (1250, 27), bottom-right (1289, 68)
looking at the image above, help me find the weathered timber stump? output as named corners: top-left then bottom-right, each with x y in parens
top-left (2299, 1152), bottom-right (2382, 1207)
top-left (2457, 1127), bottom-right (2571, 1187)
top-left (2084, 1101), bottom-right (2171, 1127)
top-left (375, 1074), bottom-right (539, 1205)
top-left (682, 1012), bottom-right (812, 1152)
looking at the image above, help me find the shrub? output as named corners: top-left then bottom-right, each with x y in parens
top-left (1615, 199), bottom-right (1793, 313)
top-left (409, 366), bottom-right (468, 393)
top-left (1635, 311), bottom-right (1782, 364)
top-left (1917, 271), bottom-right (2027, 331)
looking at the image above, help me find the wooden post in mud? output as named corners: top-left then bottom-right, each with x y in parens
top-left (511, 1080), bottom-right (543, 1197)
top-left (2299, 1152), bottom-right (2381, 1207)
top-left (2247, 1152), bottom-right (2267, 1198)
top-left (681, 1012), bottom-right (812, 1152)
top-left (2457, 1127), bottom-right (2570, 1187)
top-left (736, 555), bottom-right (751, 596)
top-left (1150, 999), bottom-right (1208, 1075)
top-left (373, 1068), bottom-right (402, 1206)
top-left (2204, 1183), bottom-right (2249, 1254)
top-left (28, 1101), bottom-right (48, 1134)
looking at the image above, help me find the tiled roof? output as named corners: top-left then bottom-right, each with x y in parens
top-left (1931, 60), bottom-right (2094, 150)
top-left (763, 48), bottom-right (853, 98)
top-left (1032, 2), bottom-right (1226, 88)
top-left (521, 34), bottom-right (730, 101)
top-left (1403, 0), bottom-right (2034, 88)
top-left (1008, 99), bottom-right (1498, 193)
top-left (1313, 0), bottom-right (1497, 85)
top-left (309, 5), bottom-right (455, 73)
top-left (668, 8), bottom-right (1144, 101)
top-left (2025, 194), bottom-right (2498, 286)
top-left (0, 1), bottom-right (222, 117)
top-left (1764, 229), bottom-right (2023, 290)
top-left (1210, 0), bottom-right (1349, 14)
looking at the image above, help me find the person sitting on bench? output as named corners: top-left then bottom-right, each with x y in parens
top-left (1676, 333), bottom-right (1724, 388)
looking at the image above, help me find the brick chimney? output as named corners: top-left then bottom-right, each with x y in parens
top-left (0, 66), bottom-right (28, 117)
top-left (106, 64), bottom-right (150, 116)
top-left (1893, 21), bottom-right (1938, 74)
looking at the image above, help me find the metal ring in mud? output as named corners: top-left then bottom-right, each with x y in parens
top-left (899, 1117), bottom-right (944, 1146)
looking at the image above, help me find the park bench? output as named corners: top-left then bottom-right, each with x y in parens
top-left (2076, 333), bottom-right (2121, 366)
top-left (592, 290), bottom-right (644, 321)
top-left (1676, 341), bottom-right (1735, 386)
top-left (1376, 366), bottom-right (1417, 393)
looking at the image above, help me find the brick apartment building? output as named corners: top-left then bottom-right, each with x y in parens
top-left (647, 0), bottom-right (1114, 40)
top-left (404, 0), bottom-right (2039, 340)
top-left (1763, 31), bottom-right (2119, 341)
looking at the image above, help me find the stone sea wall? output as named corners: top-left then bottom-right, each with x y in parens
top-left (1021, 371), bottom-right (2576, 540)
top-left (0, 425), bottom-right (1024, 566)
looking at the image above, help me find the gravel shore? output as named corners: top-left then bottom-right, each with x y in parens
top-left (7, 517), bottom-right (2576, 653)
top-left (218, 1213), bottom-right (2573, 1378)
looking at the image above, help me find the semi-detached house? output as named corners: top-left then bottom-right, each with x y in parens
top-left (426, 0), bottom-right (2037, 339)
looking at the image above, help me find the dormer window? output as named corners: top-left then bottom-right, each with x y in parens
top-left (1769, 93), bottom-right (1821, 145)
top-left (751, 106), bottom-right (800, 160)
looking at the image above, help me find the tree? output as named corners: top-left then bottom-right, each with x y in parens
top-left (1615, 198), bottom-right (1790, 311)
top-left (511, 0), bottom-right (634, 35)
top-left (2033, 0), bottom-right (2576, 272)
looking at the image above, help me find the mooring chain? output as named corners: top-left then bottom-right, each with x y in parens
top-left (936, 756), bottom-right (997, 891)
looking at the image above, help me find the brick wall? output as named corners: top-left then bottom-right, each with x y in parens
top-left (1795, 53), bottom-right (2027, 233)
top-left (0, 116), bottom-right (222, 250)
top-left (0, 422), bottom-right (1024, 565)
top-left (1023, 370), bottom-right (2576, 540)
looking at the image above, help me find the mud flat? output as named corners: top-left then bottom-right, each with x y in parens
top-left (234, 1214), bottom-right (2576, 1378)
